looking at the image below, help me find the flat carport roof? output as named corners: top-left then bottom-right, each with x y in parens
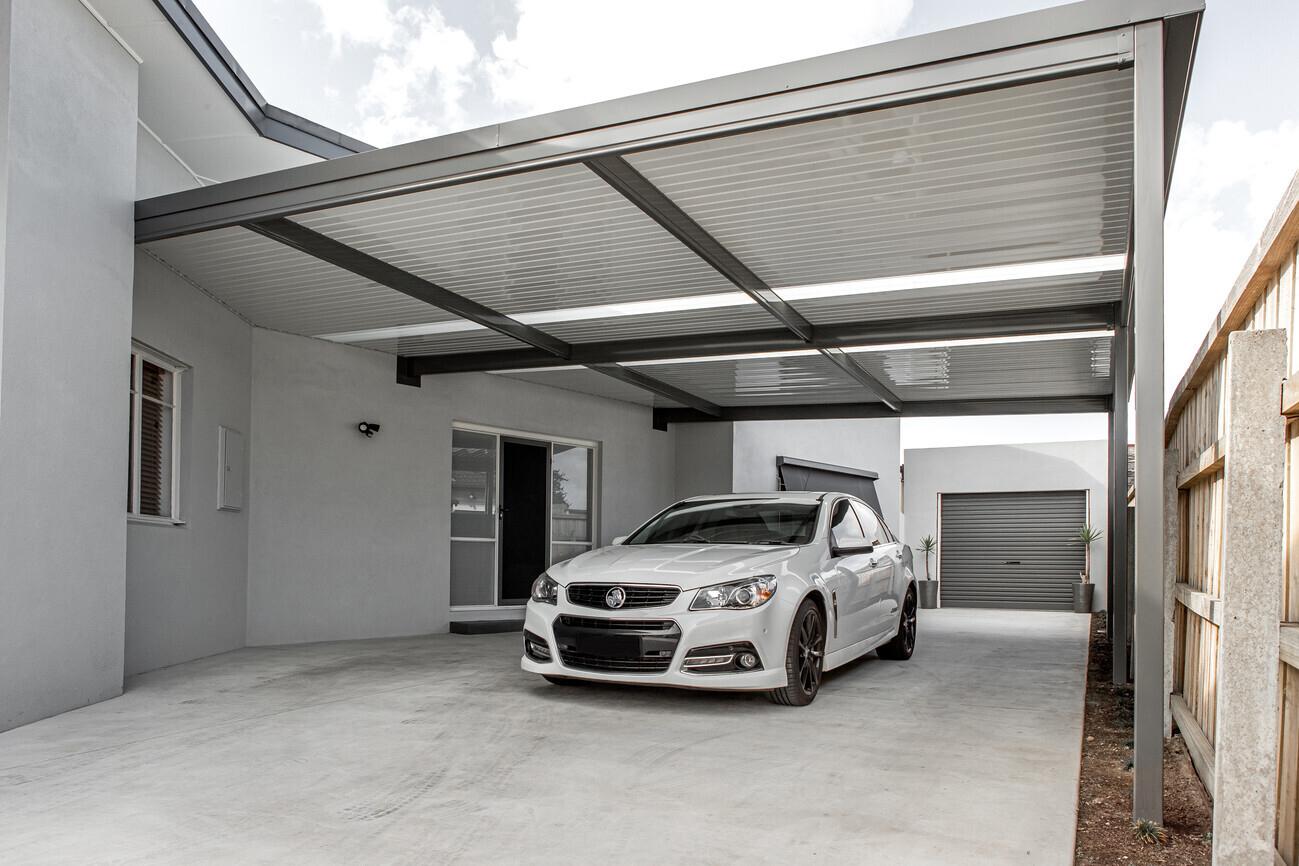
top-left (133, 0), bottom-right (1202, 821)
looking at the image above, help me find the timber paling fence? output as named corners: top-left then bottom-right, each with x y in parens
top-left (1162, 171), bottom-right (1299, 864)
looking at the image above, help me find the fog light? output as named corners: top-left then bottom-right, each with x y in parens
top-left (738, 652), bottom-right (758, 669)
top-left (682, 654), bottom-right (734, 669)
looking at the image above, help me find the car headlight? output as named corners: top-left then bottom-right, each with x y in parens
top-left (531, 573), bottom-right (559, 605)
top-left (690, 575), bottom-right (777, 611)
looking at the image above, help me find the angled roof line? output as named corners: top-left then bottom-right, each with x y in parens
top-left (152, 0), bottom-right (372, 159)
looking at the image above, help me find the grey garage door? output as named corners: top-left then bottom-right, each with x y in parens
top-left (939, 491), bottom-right (1086, 610)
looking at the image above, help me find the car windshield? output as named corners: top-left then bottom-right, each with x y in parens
top-left (626, 500), bottom-right (819, 546)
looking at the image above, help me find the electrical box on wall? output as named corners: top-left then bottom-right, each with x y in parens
top-left (218, 426), bottom-right (245, 512)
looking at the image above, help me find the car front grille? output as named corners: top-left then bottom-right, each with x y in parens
top-left (553, 615), bottom-right (681, 674)
top-left (566, 583), bottom-right (681, 610)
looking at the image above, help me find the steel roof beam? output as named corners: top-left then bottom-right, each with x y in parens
top-left (585, 155), bottom-right (815, 342)
top-left (246, 218), bottom-right (573, 359)
top-left (400, 303), bottom-right (1114, 376)
top-left (817, 348), bottom-right (902, 412)
top-left (653, 396), bottom-right (1110, 426)
top-left (587, 364), bottom-right (721, 417)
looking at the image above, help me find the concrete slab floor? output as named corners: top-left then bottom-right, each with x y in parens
top-left (0, 609), bottom-right (1089, 865)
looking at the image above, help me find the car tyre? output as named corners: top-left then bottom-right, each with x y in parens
top-left (877, 586), bottom-right (917, 661)
top-left (767, 598), bottom-right (826, 706)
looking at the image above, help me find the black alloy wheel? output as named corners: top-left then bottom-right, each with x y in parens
top-left (768, 599), bottom-right (826, 706)
top-left (878, 587), bottom-right (917, 661)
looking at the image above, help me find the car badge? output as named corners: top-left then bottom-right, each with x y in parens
top-left (605, 586), bottom-right (626, 609)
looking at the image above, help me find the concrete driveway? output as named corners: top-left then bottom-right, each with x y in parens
top-left (0, 609), bottom-right (1089, 865)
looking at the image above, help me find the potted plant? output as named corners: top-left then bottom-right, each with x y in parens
top-left (1072, 524), bottom-right (1103, 613)
top-left (916, 534), bottom-right (939, 609)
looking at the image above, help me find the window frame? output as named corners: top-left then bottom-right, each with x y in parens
top-left (128, 343), bottom-right (185, 525)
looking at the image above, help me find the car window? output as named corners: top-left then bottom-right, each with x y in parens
top-left (851, 501), bottom-right (889, 546)
top-left (830, 499), bottom-right (868, 549)
top-left (626, 499), bottom-right (820, 545)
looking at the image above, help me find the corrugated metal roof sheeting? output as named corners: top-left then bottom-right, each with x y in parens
top-left (636, 354), bottom-right (873, 407)
top-left (792, 271), bottom-right (1123, 325)
top-left (495, 368), bottom-right (682, 408)
top-left (627, 69), bottom-right (1133, 289)
top-left (296, 164), bottom-right (735, 316)
top-left (540, 305), bottom-right (776, 343)
top-left (851, 336), bottom-right (1112, 400)
top-left (143, 226), bottom-right (455, 336)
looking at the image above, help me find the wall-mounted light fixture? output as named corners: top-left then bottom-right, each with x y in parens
top-left (357, 421), bottom-right (381, 438)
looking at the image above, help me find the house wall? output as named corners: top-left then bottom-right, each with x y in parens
top-left (672, 422), bottom-right (735, 501)
top-left (0, 0), bottom-right (138, 729)
top-left (901, 440), bottom-right (1109, 609)
top-left (732, 419), bottom-right (902, 532)
top-left (125, 253), bottom-right (251, 675)
top-left (245, 330), bottom-right (677, 645)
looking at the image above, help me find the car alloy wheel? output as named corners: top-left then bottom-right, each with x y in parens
top-left (796, 608), bottom-right (825, 696)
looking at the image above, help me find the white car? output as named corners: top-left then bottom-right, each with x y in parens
top-left (521, 492), bottom-right (917, 705)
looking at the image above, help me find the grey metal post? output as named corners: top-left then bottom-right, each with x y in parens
top-left (1110, 322), bottom-right (1130, 685)
top-left (1212, 329), bottom-right (1286, 865)
top-left (1131, 19), bottom-right (1166, 824)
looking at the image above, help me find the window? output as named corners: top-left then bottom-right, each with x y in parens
top-left (829, 499), bottom-right (868, 548)
top-left (851, 501), bottom-right (889, 546)
top-left (627, 499), bottom-right (819, 546)
top-left (551, 443), bottom-right (594, 565)
top-left (128, 346), bottom-right (183, 520)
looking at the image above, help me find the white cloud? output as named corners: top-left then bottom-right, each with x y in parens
top-left (304, 0), bottom-right (479, 145)
top-left (483, 0), bottom-right (913, 118)
top-left (1164, 119), bottom-right (1299, 393)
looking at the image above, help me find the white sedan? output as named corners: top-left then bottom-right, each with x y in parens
top-left (521, 493), bottom-right (917, 705)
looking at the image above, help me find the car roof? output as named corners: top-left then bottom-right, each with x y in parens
top-left (679, 492), bottom-right (836, 505)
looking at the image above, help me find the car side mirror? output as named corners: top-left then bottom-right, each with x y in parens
top-left (611, 535), bottom-right (628, 545)
top-left (831, 541), bottom-right (874, 558)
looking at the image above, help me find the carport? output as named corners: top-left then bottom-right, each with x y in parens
top-left (133, 0), bottom-right (1202, 822)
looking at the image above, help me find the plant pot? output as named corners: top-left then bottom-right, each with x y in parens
top-left (1073, 582), bottom-right (1094, 613)
top-left (917, 580), bottom-right (939, 609)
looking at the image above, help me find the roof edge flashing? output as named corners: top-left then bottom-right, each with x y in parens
top-left (151, 0), bottom-right (372, 159)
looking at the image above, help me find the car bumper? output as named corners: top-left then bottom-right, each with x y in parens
top-left (520, 593), bottom-right (794, 690)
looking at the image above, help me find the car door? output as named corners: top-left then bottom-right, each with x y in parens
top-left (851, 501), bottom-right (902, 638)
top-left (824, 498), bottom-right (874, 649)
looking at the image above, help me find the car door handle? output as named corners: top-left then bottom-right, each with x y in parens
top-left (868, 558), bottom-right (879, 568)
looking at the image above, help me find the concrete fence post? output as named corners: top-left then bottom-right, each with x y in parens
top-left (1212, 329), bottom-right (1286, 865)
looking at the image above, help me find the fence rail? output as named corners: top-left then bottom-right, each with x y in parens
top-left (1163, 169), bottom-right (1299, 864)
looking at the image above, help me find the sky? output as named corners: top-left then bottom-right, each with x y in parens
top-left (194, 0), bottom-right (1299, 450)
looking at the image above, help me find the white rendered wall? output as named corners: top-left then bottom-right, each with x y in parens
top-left (901, 440), bottom-right (1109, 609)
top-left (125, 253), bottom-right (251, 675)
top-left (245, 330), bottom-right (677, 645)
top-left (731, 419), bottom-right (902, 533)
top-left (0, 0), bottom-right (138, 729)
top-left (672, 422), bottom-right (735, 501)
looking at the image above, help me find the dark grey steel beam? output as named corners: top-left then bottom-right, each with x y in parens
top-left (587, 364), bottom-right (721, 417)
top-left (653, 396), bottom-right (1109, 426)
top-left (402, 304), bottom-right (1114, 376)
top-left (246, 218), bottom-right (572, 359)
top-left (1109, 314), bottom-right (1131, 684)
top-left (585, 155), bottom-right (814, 342)
top-left (817, 348), bottom-right (901, 412)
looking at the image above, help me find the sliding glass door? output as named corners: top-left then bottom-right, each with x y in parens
top-left (449, 424), bottom-right (598, 609)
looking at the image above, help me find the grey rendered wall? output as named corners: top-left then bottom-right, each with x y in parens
top-left (902, 440), bottom-right (1109, 609)
top-left (125, 253), bottom-right (251, 675)
top-left (0, 0), bottom-right (138, 729)
top-left (672, 422), bottom-right (735, 501)
top-left (246, 330), bottom-right (676, 646)
top-left (731, 419), bottom-right (902, 533)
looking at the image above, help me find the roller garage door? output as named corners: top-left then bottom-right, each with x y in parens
top-left (938, 491), bottom-right (1086, 610)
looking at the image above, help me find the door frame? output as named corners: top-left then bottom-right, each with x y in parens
top-left (450, 421), bottom-right (601, 612)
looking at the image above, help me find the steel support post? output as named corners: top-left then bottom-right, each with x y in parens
top-left (1131, 19), bottom-right (1166, 824)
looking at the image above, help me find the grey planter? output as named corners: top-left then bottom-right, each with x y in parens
top-left (917, 580), bottom-right (939, 609)
top-left (1073, 582), bottom-right (1094, 613)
